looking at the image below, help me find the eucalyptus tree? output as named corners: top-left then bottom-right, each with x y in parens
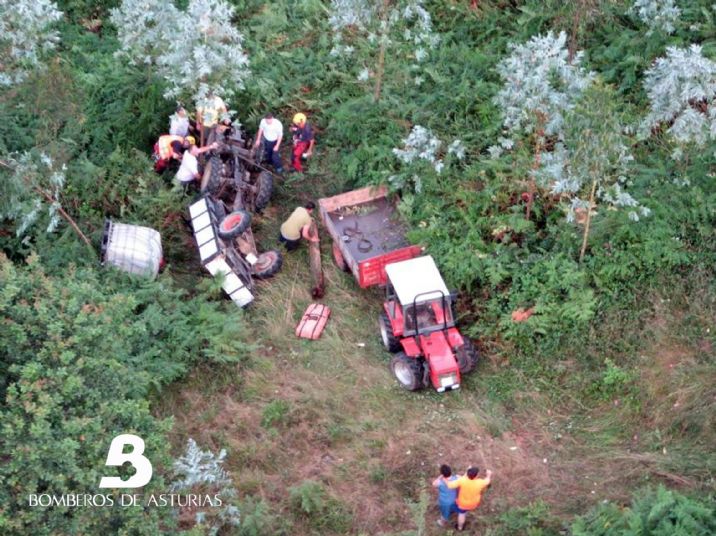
top-left (328, 0), bottom-right (439, 102)
top-left (0, 0), bottom-right (62, 87)
top-left (493, 31), bottom-right (594, 219)
top-left (0, 152), bottom-right (92, 249)
top-left (630, 0), bottom-right (681, 34)
top-left (640, 44), bottom-right (716, 157)
top-left (110, 0), bottom-right (250, 105)
top-left (538, 84), bottom-right (650, 261)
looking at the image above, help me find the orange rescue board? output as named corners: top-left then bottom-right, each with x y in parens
top-left (296, 303), bottom-right (331, 340)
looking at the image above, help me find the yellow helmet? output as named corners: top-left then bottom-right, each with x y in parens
top-left (185, 136), bottom-right (196, 145)
top-left (293, 112), bottom-right (307, 125)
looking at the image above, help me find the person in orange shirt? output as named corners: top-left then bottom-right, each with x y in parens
top-left (446, 466), bottom-right (493, 531)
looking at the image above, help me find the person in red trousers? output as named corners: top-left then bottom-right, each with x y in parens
top-left (289, 112), bottom-right (314, 173)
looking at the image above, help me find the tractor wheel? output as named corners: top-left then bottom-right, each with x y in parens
top-left (217, 210), bottom-right (252, 239)
top-left (455, 337), bottom-right (480, 374)
top-left (332, 242), bottom-right (350, 272)
top-left (379, 312), bottom-right (401, 353)
top-left (252, 249), bottom-right (283, 278)
top-left (254, 171), bottom-right (273, 213)
top-left (201, 156), bottom-right (222, 194)
top-left (390, 352), bottom-right (425, 391)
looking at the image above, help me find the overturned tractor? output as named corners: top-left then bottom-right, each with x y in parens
top-left (188, 126), bottom-right (282, 308)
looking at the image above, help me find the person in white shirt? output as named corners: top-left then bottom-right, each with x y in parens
top-left (175, 139), bottom-right (218, 184)
top-left (253, 112), bottom-right (284, 173)
top-left (169, 106), bottom-right (192, 137)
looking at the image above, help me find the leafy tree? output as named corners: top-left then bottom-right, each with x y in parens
top-left (640, 44), bottom-right (716, 155)
top-left (388, 125), bottom-right (464, 193)
top-left (0, 152), bottom-right (93, 251)
top-left (537, 83), bottom-right (650, 260)
top-left (110, 0), bottom-right (250, 104)
top-left (492, 31), bottom-right (594, 218)
top-left (0, 0), bottom-right (62, 87)
top-left (328, 0), bottom-right (440, 101)
top-left (630, 0), bottom-right (682, 35)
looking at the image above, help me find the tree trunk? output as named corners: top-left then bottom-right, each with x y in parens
top-left (307, 221), bottom-right (324, 298)
top-left (526, 118), bottom-right (546, 221)
top-left (373, 0), bottom-right (390, 103)
top-left (579, 179), bottom-right (597, 262)
top-left (568, 5), bottom-right (581, 62)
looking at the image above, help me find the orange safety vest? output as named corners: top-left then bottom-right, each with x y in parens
top-left (157, 135), bottom-right (184, 159)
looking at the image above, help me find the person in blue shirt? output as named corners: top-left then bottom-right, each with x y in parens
top-left (432, 464), bottom-right (459, 527)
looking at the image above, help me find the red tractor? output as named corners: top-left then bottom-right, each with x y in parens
top-left (379, 256), bottom-right (479, 392)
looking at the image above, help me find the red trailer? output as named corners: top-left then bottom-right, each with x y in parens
top-left (318, 185), bottom-right (423, 288)
top-left (319, 185), bottom-right (480, 393)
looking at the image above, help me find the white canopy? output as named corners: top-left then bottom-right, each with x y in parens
top-left (385, 256), bottom-right (449, 305)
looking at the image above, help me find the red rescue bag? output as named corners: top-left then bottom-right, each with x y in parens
top-left (296, 303), bottom-right (331, 340)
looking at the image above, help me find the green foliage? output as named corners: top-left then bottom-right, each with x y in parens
top-left (261, 400), bottom-right (291, 428)
top-left (236, 497), bottom-right (276, 536)
top-left (0, 253), bottom-right (248, 534)
top-left (598, 358), bottom-right (635, 399)
top-left (491, 500), bottom-right (562, 536)
top-left (288, 480), bottom-right (352, 533)
top-left (572, 486), bottom-right (716, 535)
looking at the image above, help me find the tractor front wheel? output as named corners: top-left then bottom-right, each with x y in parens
top-left (252, 249), bottom-right (283, 278)
top-left (455, 337), bottom-right (479, 374)
top-left (390, 353), bottom-right (425, 391)
top-left (379, 312), bottom-right (401, 353)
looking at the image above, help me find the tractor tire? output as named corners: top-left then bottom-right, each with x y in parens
top-left (379, 312), bottom-right (401, 353)
top-left (332, 242), bottom-right (350, 272)
top-left (217, 210), bottom-right (252, 239)
top-left (253, 171), bottom-right (273, 213)
top-left (455, 337), bottom-right (480, 374)
top-left (201, 156), bottom-right (222, 194)
top-left (252, 249), bottom-right (283, 278)
top-left (390, 352), bottom-right (425, 391)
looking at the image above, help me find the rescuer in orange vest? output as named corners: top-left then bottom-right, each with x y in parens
top-left (153, 134), bottom-right (192, 173)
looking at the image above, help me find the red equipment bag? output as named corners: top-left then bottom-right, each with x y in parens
top-left (295, 303), bottom-right (331, 340)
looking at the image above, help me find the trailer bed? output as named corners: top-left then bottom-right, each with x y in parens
top-left (319, 186), bottom-right (422, 287)
top-left (326, 196), bottom-right (411, 262)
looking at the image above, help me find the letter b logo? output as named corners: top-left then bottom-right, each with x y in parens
top-left (99, 434), bottom-right (153, 488)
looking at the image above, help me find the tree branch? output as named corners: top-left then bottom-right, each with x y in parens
top-left (33, 186), bottom-right (95, 255)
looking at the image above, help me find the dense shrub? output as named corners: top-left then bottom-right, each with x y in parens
top-left (0, 253), bottom-right (247, 534)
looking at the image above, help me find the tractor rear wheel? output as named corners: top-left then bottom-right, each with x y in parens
top-left (455, 337), bottom-right (479, 374)
top-left (218, 210), bottom-right (252, 239)
top-left (254, 171), bottom-right (273, 213)
top-left (390, 352), bottom-right (425, 391)
top-left (379, 312), bottom-right (401, 353)
top-left (201, 156), bottom-right (222, 194)
top-left (252, 249), bottom-right (283, 278)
